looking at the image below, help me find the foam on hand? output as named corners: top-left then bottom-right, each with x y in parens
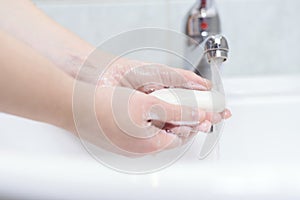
top-left (150, 88), bottom-right (225, 113)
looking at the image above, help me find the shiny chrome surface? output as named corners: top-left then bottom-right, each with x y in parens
top-left (184, 0), bottom-right (220, 44)
top-left (204, 35), bottom-right (229, 63)
top-left (184, 0), bottom-right (229, 78)
top-left (184, 1), bottom-right (229, 135)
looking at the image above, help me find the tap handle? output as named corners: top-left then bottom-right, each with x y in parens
top-left (185, 0), bottom-right (221, 44)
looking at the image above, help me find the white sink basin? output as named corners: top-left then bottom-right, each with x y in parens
top-left (1, 75), bottom-right (300, 200)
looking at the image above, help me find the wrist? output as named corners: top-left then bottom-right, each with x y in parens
top-left (61, 43), bottom-right (95, 78)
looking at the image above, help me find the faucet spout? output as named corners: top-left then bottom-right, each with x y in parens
top-left (204, 35), bottom-right (229, 63)
top-left (183, 0), bottom-right (230, 148)
top-left (189, 34), bottom-right (228, 79)
top-left (184, 0), bottom-right (228, 78)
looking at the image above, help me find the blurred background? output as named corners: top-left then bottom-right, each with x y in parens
top-left (34, 0), bottom-right (300, 76)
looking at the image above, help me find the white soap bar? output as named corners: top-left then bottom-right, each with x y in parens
top-left (150, 88), bottom-right (225, 113)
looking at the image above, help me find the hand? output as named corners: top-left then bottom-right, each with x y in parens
top-left (97, 61), bottom-right (231, 127)
top-left (78, 63), bottom-right (229, 155)
top-left (91, 86), bottom-right (216, 156)
top-left (72, 61), bottom-right (231, 157)
top-left (0, 0), bottom-right (231, 158)
top-left (98, 61), bottom-right (211, 92)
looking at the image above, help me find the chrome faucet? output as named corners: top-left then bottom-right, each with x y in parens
top-left (184, 0), bottom-right (229, 79)
top-left (184, 0), bottom-right (229, 136)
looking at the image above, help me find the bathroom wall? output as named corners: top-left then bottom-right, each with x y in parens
top-left (34, 0), bottom-right (300, 76)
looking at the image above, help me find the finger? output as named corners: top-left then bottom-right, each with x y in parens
top-left (108, 127), bottom-right (182, 155)
top-left (204, 108), bottom-right (232, 124)
top-left (180, 131), bottom-right (198, 146)
top-left (196, 120), bottom-right (212, 133)
top-left (170, 126), bottom-right (193, 138)
top-left (172, 68), bottom-right (212, 90)
top-left (120, 64), bottom-right (211, 92)
top-left (154, 65), bottom-right (212, 90)
top-left (166, 126), bottom-right (199, 148)
top-left (205, 112), bottom-right (223, 124)
top-left (137, 83), bottom-right (167, 94)
top-left (222, 109), bottom-right (232, 119)
top-left (145, 130), bottom-right (182, 153)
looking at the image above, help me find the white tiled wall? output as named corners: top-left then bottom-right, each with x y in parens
top-left (35, 0), bottom-right (300, 76)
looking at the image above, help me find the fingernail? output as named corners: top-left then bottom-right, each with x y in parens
top-left (198, 120), bottom-right (212, 133)
top-left (223, 109), bottom-right (232, 119)
top-left (186, 82), bottom-right (208, 90)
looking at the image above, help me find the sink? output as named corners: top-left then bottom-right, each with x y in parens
top-left (1, 75), bottom-right (300, 200)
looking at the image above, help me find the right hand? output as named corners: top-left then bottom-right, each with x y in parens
top-left (73, 85), bottom-right (230, 157)
top-left (94, 86), bottom-right (211, 156)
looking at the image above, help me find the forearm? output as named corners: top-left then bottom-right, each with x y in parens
top-left (0, 0), bottom-right (94, 76)
top-left (0, 30), bottom-right (75, 131)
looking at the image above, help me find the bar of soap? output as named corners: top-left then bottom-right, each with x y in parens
top-left (150, 88), bottom-right (225, 113)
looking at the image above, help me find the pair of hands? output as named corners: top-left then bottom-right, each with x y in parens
top-left (0, 0), bottom-right (230, 157)
top-left (74, 59), bottom-right (231, 156)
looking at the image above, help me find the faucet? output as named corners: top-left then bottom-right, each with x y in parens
top-left (184, 0), bottom-right (229, 136)
top-left (184, 0), bottom-right (229, 79)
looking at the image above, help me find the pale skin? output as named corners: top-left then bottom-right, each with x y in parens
top-left (0, 0), bottom-right (231, 156)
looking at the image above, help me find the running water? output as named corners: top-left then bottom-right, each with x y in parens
top-left (198, 57), bottom-right (226, 160)
top-left (210, 58), bottom-right (225, 93)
